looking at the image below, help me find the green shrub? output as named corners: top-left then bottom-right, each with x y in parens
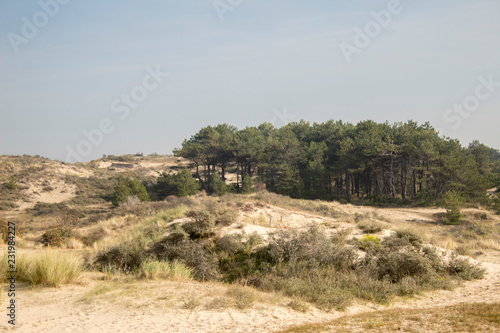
top-left (183, 210), bottom-right (216, 239)
top-left (209, 173), bottom-right (229, 196)
top-left (446, 254), bottom-right (485, 280)
top-left (442, 190), bottom-right (464, 225)
top-left (5, 176), bottom-right (18, 190)
top-left (156, 168), bottom-right (200, 198)
top-left (217, 233), bottom-right (245, 255)
top-left (94, 244), bottom-right (146, 274)
top-left (208, 203), bottom-right (238, 226)
top-left (151, 237), bottom-right (219, 281)
top-left (112, 177), bottom-right (150, 206)
top-left (372, 251), bottom-right (434, 282)
top-left (240, 176), bottom-right (254, 194)
top-left (41, 212), bottom-right (79, 247)
top-left (357, 221), bottom-right (383, 234)
top-left (41, 227), bottom-right (73, 247)
top-left (493, 196), bottom-right (500, 215)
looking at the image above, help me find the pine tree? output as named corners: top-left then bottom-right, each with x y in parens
top-left (209, 173), bottom-right (229, 196)
top-left (241, 175), bottom-right (254, 194)
top-left (157, 168), bottom-right (200, 198)
top-left (112, 177), bottom-right (150, 206)
top-left (442, 190), bottom-right (463, 225)
top-left (176, 168), bottom-right (201, 197)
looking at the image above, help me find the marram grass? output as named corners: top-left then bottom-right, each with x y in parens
top-left (1, 251), bottom-right (82, 287)
top-left (136, 258), bottom-right (193, 280)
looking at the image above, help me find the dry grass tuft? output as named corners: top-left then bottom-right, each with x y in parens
top-left (0, 250), bottom-right (82, 287)
top-left (277, 302), bottom-right (500, 333)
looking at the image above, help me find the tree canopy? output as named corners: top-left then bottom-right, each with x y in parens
top-left (174, 120), bottom-right (499, 204)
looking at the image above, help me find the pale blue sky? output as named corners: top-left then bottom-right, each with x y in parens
top-left (1, 0), bottom-right (499, 161)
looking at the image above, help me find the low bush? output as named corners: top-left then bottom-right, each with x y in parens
top-left (209, 203), bottom-right (238, 226)
top-left (94, 244), bottom-right (146, 274)
top-left (217, 233), bottom-right (245, 255)
top-left (0, 202), bottom-right (19, 211)
top-left (119, 195), bottom-right (141, 207)
top-left (5, 176), bottom-right (18, 190)
top-left (357, 221), bottom-right (384, 234)
top-left (225, 285), bottom-right (258, 309)
top-left (30, 202), bottom-right (69, 216)
top-left (183, 210), bottom-right (216, 239)
top-left (156, 168), bottom-right (200, 198)
top-left (446, 254), bottom-right (485, 280)
top-left (41, 227), bottom-right (73, 247)
top-left (41, 212), bottom-right (80, 247)
top-left (80, 227), bottom-right (108, 246)
top-left (151, 237), bottom-right (219, 281)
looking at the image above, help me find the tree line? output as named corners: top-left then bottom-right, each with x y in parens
top-left (173, 120), bottom-right (500, 205)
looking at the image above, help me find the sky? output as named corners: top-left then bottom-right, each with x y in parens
top-left (0, 0), bottom-right (499, 162)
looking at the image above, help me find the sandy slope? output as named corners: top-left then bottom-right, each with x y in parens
top-left (1, 253), bottom-right (498, 333)
top-left (0, 177), bottom-right (498, 333)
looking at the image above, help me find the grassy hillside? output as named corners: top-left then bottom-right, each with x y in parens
top-left (0, 154), bottom-right (499, 332)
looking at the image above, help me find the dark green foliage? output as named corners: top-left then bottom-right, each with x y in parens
top-left (209, 173), bottom-right (229, 196)
top-left (156, 168), bottom-right (200, 198)
top-left (104, 155), bottom-right (135, 162)
top-left (493, 196), bottom-right (500, 215)
top-left (175, 120), bottom-right (497, 205)
top-left (277, 167), bottom-right (301, 198)
top-left (112, 177), bottom-right (150, 206)
top-left (442, 190), bottom-right (463, 225)
top-left (240, 175), bottom-right (254, 194)
top-left (5, 176), bottom-right (18, 190)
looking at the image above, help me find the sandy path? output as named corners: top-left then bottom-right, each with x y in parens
top-left (0, 281), bottom-right (337, 333)
top-left (1, 204), bottom-right (498, 332)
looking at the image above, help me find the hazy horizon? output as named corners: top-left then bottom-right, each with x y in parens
top-left (1, 0), bottom-right (499, 162)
